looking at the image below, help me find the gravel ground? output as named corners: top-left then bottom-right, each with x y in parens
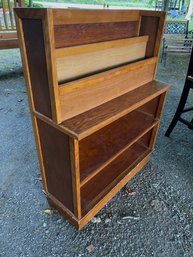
top-left (0, 49), bottom-right (193, 257)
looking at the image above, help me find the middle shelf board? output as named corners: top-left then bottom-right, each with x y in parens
top-left (61, 80), bottom-right (171, 139)
top-left (56, 36), bottom-right (149, 83)
top-left (79, 108), bottom-right (158, 186)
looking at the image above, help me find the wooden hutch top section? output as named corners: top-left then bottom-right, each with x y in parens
top-left (14, 8), bottom-right (167, 137)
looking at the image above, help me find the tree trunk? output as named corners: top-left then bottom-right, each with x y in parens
top-left (162, 0), bottom-right (170, 11)
top-left (29, 0), bottom-right (33, 7)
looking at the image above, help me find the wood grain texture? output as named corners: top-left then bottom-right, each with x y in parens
top-left (42, 9), bottom-right (61, 123)
top-left (15, 8), bottom-right (170, 230)
top-left (55, 36), bottom-right (148, 58)
top-left (37, 118), bottom-right (74, 213)
top-left (14, 14), bottom-right (49, 192)
top-left (79, 109), bottom-right (158, 185)
top-left (56, 36), bottom-right (148, 82)
top-left (61, 80), bottom-right (171, 139)
top-left (22, 18), bottom-right (52, 118)
top-left (52, 9), bottom-right (140, 25)
top-left (54, 21), bottom-right (139, 48)
top-left (59, 58), bottom-right (157, 121)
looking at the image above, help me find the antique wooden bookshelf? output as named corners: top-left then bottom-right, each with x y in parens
top-left (14, 8), bottom-right (171, 229)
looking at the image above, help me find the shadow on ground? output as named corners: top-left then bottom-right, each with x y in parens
top-left (0, 49), bottom-right (193, 257)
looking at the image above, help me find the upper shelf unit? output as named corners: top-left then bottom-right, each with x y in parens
top-left (14, 8), bottom-right (166, 124)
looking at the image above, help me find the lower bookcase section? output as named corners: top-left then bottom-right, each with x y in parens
top-left (80, 131), bottom-right (152, 215)
top-left (79, 97), bottom-right (160, 186)
top-left (33, 82), bottom-right (170, 229)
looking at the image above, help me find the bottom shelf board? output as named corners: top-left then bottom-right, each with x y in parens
top-left (81, 141), bottom-right (152, 215)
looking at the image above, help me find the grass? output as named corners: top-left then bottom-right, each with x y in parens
top-left (34, 0), bottom-right (153, 8)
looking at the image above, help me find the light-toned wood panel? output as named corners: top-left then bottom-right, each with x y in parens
top-left (42, 9), bottom-right (61, 123)
top-left (59, 57), bottom-right (156, 94)
top-left (55, 36), bottom-right (148, 58)
top-left (59, 58), bottom-right (157, 121)
top-left (52, 9), bottom-right (140, 25)
top-left (57, 36), bottom-right (148, 82)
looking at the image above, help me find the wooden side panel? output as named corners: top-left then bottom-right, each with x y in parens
top-left (59, 58), bottom-right (157, 120)
top-left (54, 21), bottom-right (139, 48)
top-left (56, 37), bottom-right (148, 82)
top-left (37, 118), bottom-right (74, 213)
top-left (22, 19), bottom-right (52, 118)
top-left (139, 16), bottom-right (159, 57)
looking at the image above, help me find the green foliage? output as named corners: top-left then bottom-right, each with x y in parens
top-left (24, 0), bottom-right (43, 7)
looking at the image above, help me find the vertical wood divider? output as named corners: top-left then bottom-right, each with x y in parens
top-left (149, 92), bottom-right (167, 149)
top-left (42, 9), bottom-right (61, 123)
top-left (70, 138), bottom-right (81, 219)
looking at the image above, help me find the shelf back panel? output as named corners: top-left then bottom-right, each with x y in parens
top-left (54, 21), bottom-right (139, 48)
top-left (56, 36), bottom-right (148, 83)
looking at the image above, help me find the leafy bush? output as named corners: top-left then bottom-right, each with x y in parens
top-left (24, 0), bottom-right (43, 7)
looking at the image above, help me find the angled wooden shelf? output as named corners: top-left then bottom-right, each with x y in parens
top-left (15, 8), bottom-right (170, 230)
top-left (61, 80), bottom-right (171, 139)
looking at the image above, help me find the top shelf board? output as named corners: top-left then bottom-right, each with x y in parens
top-left (61, 80), bottom-right (171, 139)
